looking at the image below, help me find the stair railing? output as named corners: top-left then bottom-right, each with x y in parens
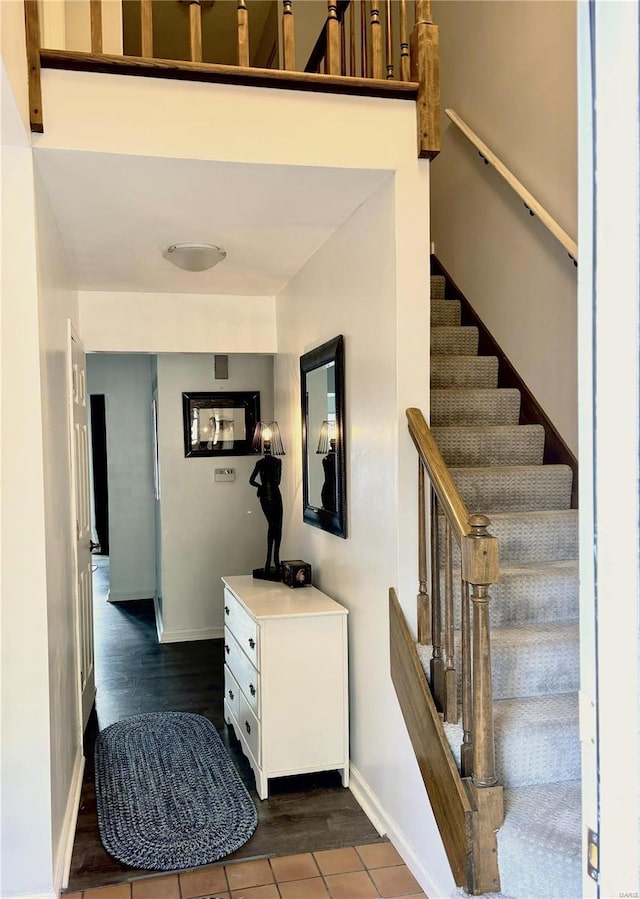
top-left (25, 0), bottom-right (440, 157)
top-left (407, 406), bottom-right (500, 788)
top-left (445, 108), bottom-right (578, 265)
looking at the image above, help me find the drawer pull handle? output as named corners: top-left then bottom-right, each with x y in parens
top-left (224, 605), bottom-right (230, 615)
top-left (224, 644), bottom-right (230, 654)
top-left (249, 683), bottom-right (256, 696)
top-left (245, 721), bottom-right (251, 735)
top-left (228, 689), bottom-right (234, 700)
top-left (248, 637), bottom-right (255, 649)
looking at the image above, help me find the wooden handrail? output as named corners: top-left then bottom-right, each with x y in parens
top-left (406, 406), bottom-right (469, 542)
top-left (445, 108), bottom-right (578, 262)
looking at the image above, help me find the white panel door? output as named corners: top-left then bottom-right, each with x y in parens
top-left (68, 323), bottom-right (95, 730)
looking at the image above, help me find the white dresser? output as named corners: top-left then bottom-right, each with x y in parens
top-left (221, 575), bottom-right (349, 800)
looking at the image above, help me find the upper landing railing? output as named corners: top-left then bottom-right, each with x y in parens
top-left (446, 108), bottom-right (578, 266)
top-left (24, 0), bottom-right (441, 159)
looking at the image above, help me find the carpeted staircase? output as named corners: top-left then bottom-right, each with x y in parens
top-left (418, 274), bottom-right (582, 898)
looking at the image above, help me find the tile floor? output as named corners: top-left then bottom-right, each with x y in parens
top-left (63, 843), bottom-right (428, 899)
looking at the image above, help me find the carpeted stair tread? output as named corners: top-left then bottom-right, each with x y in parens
top-left (444, 560), bottom-right (579, 628)
top-left (431, 388), bottom-right (521, 426)
top-left (441, 692), bottom-right (580, 789)
top-left (432, 299), bottom-right (462, 326)
top-left (498, 781), bottom-right (582, 898)
top-left (488, 621), bottom-right (580, 699)
top-left (431, 325), bottom-right (479, 356)
top-left (431, 274), bottom-right (446, 299)
top-left (432, 425), bottom-right (545, 467)
top-left (431, 355), bottom-right (499, 388)
top-left (450, 465), bottom-right (573, 511)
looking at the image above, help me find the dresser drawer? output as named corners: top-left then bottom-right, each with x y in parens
top-left (224, 664), bottom-right (241, 722)
top-left (223, 587), bottom-right (259, 667)
top-left (224, 628), bottom-right (260, 718)
top-left (238, 691), bottom-right (261, 765)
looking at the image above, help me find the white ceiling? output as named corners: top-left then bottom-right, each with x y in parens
top-left (34, 149), bottom-right (390, 296)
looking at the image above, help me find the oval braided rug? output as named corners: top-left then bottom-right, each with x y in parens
top-left (94, 712), bottom-right (257, 870)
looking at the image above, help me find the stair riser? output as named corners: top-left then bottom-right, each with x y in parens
top-left (431, 275), bottom-right (445, 299)
top-left (450, 466), bottom-right (573, 512)
top-left (431, 326), bottom-right (479, 356)
top-left (431, 356), bottom-right (499, 388)
top-left (431, 299), bottom-right (462, 326)
top-left (433, 426), bottom-right (545, 467)
top-left (430, 389), bottom-right (520, 426)
top-left (440, 565), bottom-right (579, 628)
top-left (438, 512), bottom-right (579, 564)
top-left (489, 636), bottom-right (579, 700)
top-left (444, 711), bottom-right (581, 789)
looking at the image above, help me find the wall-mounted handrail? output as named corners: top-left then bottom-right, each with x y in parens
top-left (445, 108), bottom-right (578, 262)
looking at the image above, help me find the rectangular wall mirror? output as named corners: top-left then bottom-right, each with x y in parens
top-left (300, 335), bottom-right (346, 538)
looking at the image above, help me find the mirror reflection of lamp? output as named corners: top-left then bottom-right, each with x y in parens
top-left (249, 421), bottom-right (285, 581)
top-left (316, 420), bottom-right (337, 513)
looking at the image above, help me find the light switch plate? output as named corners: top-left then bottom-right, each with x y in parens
top-left (214, 468), bottom-right (235, 482)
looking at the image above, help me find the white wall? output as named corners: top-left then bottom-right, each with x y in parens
top-left (79, 291), bottom-right (276, 354)
top-left (0, 62), bottom-right (56, 899)
top-left (431, 0), bottom-right (578, 453)
top-left (276, 175), bottom-right (450, 894)
top-left (34, 167), bottom-right (84, 894)
top-left (155, 353), bottom-right (275, 642)
top-left (86, 354), bottom-right (157, 602)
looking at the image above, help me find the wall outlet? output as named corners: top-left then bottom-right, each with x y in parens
top-left (214, 468), bottom-right (235, 482)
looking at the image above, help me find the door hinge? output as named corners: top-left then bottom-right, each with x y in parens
top-left (587, 827), bottom-right (599, 881)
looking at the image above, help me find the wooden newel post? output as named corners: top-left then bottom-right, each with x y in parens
top-left (325, 2), bottom-right (341, 75)
top-left (410, 0), bottom-right (440, 159)
top-left (461, 514), bottom-right (499, 788)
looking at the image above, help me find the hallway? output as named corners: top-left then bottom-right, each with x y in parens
top-left (65, 559), bottom-right (427, 897)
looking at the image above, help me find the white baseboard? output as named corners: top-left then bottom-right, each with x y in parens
top-left (108, 589), bottom-right (155, 602)
top-left (349, 762), bottom-right (452, 899)
top-left (54, 749), bottom-right (85, 893)
top-left (158, 625), bottom-right (224, 644)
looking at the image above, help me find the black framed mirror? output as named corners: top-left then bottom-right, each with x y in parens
top-left (300, 335), bottom-right (346, 538)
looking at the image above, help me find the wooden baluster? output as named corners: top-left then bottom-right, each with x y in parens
top-left (410, 0), bottom-right (440, 158)
top-left (90, 0), bottom-right (103, 53)
top-left (399, 0), bottom-right (410, 81)
top-left (282, 0), bottom-right (296, 71)
top-left (461, 514), bottom-right (499, 787)
top-left (360, 1), bottom-right (368, 77)
top-left (460, 579), bottom-right (473, 776)
top-left (188, 1), bottom-right (203, 63)
top-left (370, 2), bottom-right (383, 78)
top-left (24, 0), bottom-right (43, 132)
top-left (443, 521), bottom-right (457, 722)
top-left (140, 0), bottom-right (153, 58)
top-left (237, 1), bottom-right (249, 67)
top-left (340, 4), bottom-right (346, 75)
top-left (326, 2), bottom-right (341, 75)
top-left (349, 2), bottom-right (356, 76)
top-left (384, 0), bottom-right (393, 78)
top-left (417, 462), bottom-right (431, 644)
top-left (430, 491), bottom-right (444, 710)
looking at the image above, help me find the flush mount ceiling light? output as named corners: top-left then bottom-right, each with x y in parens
top-left (163, 242), bottom-right (226, 272)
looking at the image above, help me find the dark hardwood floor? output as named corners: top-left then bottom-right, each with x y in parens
top-left (67, 557), bottom-right (382, 891)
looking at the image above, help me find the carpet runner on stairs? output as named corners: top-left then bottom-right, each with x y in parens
top-left (420, 274), bottom-right (582, 899)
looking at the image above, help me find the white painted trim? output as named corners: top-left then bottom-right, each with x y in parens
top-left (158, 625), bottom-right (224, 644)
top-left (66, 320), bottom-right (84, 747)
top-left (54, 750), bottom-right (85, 892)
top-left (348, 763), bottom-right (451, 899)
top-left (108, 589), bottom-right (156, 603)
top-left (3, 891), bottom-right (58, 899)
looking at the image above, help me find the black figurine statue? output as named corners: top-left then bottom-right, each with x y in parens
top-left (249, 449), bottom-right (283, 580)
top-left (320, 438), bottom-right (337, 513)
